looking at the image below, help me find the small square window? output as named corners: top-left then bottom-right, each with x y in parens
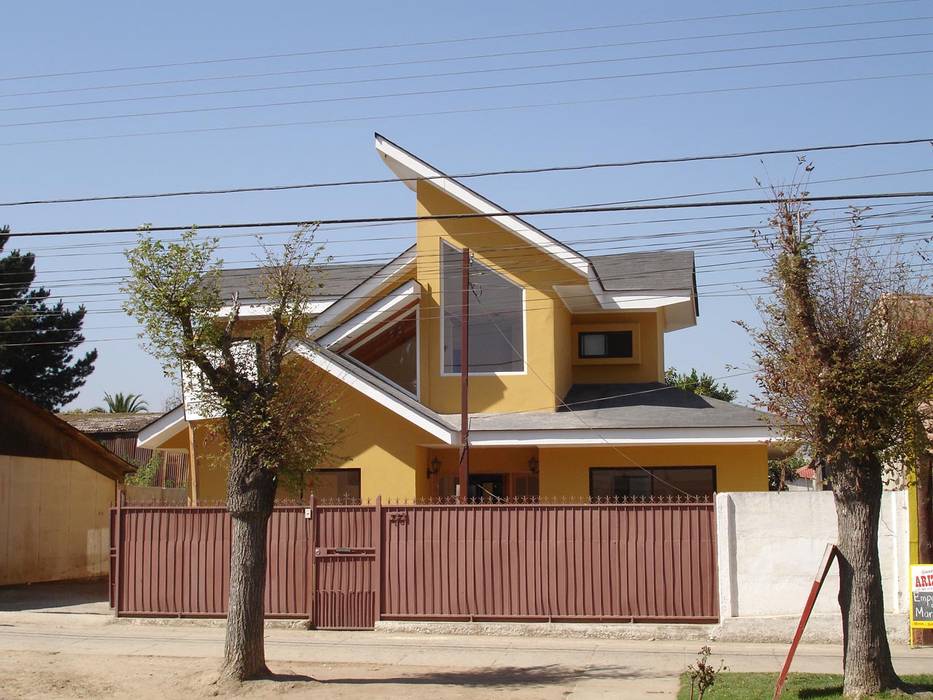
top-left (578, 331), bottom-right (633, 359)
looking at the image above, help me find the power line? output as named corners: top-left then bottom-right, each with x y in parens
top-left (5, 70), bottom-right (932, 148)
top-left (6, 15), bottom-right (931, 101)
top-left (10, 30), bottom-right (933, 114)
top-left (4, 137), bottom-right (932, 208)
top-left (6, 48), bottom-right (933, 130)
top-left (8, 189), bottom-right (933, 239)
top-left (2, 0), bottom-right (917, 82)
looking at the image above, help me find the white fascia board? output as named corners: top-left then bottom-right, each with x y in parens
top-left (375, 134), bottom-right (589, 277)
top-left (607, 294), bottom-right (693, 310)
top-left (217, 301), bottom-right (334, 319)
top-left (308, 247), bottom-right (417, 338)
top-left (290, 342), bottom-right (455, 445)
top-left (319, 280), bottom-right (420, 350)
top-left (137, 404), bottom-right (188, 450)
top-left (468, 426), bottom-right (774, 447)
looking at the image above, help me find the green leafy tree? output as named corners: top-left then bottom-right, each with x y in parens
top-left (0, 228), bottom-right (96, 409)
top-left (123, 225), bottom-right (340, 682)
top-left (125, 453), bottom-right (161, 486)
top-left (665, 368), bottom-right (738, 402)
top-left (93, 392), bottom-right (149, 413)
top-left (741, 179), bottom-right (933, 697)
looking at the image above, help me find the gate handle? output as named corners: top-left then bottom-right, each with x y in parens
top-left (315, 547), bottom-right (376, 555)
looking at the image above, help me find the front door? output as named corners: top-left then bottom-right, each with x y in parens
top-left (468, 473), bottom-right (505, 501)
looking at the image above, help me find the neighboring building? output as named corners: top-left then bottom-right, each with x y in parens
top-left (140, 134), bottom-right (778, 504)
top-left (0, 383), bottom-right (135, 585)
top-left (59, 411), bottom-right (189, 487)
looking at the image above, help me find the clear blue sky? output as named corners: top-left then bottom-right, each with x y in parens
top-left (2, 0), bottom-right (931, 411)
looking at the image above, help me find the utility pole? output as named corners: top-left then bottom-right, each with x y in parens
top-left (458, 247), bottom-right (470, 503)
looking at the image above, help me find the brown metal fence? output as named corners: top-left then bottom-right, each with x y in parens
top-left (110, 498), bottom-right (718, 624)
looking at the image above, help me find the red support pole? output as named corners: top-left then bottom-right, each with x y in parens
top-left (458, 247), bottom-right (470, 503)
top-left (773, 543), bottom-right (838, 699)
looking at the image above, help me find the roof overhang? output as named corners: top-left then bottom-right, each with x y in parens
top-left (218, 300), bottom-right (335, 319)
top-left (467, 426), bottom-right (774, 447)
top-left (309, 246), bottom-right (417, 339)
top-left (554, 283), bottom-right (697, 331)
top-left (375, 133), bottom-right (590, 278)
top-left (319, 279), bottom-right (421, 351)
top-left (137, 403), bottom-right (189, 451)
top-left (290, 341), bottom-right (456, 444)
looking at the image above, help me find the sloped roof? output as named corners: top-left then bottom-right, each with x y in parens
top-left (589, 251), bottom-right (695, 293)
top-left (0, 384), bottom-right (135, 480)
top-left (217, 262), bottom-right (384, 305)
top-left (58, 412), bottom-right (163, 435)
top-left (459, 383), bottom-right (774, 431)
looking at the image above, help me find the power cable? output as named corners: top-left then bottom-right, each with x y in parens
top-left (5, 48), bottom-right (933, 130)
top-left (2, 0), bottom-right (917, 82)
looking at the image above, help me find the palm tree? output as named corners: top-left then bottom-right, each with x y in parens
top-left (92, 392), bottom-right (149, 413)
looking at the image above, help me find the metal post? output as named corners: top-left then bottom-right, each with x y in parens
top-left (113, 487), bottom-right (125, 616)
top-left (458, 247), bottom-right (470, 503)
top-left (308, 493), bottom-right (317, 629)
top-left (374, 495), bottom-right (383, 623)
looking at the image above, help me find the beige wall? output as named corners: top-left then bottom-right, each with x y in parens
top-left (0, 455), bottom-right (115, 585)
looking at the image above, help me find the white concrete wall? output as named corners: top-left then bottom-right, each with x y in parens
top-left (716, 491), bottom-right (910, 621)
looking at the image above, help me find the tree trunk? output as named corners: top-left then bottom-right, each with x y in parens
top-left (832, 461), bottom-right (901, 697)
top-left (218, 435), bottom-right (277, 682)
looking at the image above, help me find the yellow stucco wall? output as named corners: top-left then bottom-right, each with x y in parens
top-left (414, 181), bottom-right (584, 414)
top-left (570, 312), bottom-right (665, 384)
top-left (187, 370), bottom-right (438, 503)
top-left (539, 444), bottom-right (768, 497)
top-left (0, 455), bottom-right (114, 585)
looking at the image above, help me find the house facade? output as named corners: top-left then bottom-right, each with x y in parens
top-left (141, 134), bottom-right (775, 503)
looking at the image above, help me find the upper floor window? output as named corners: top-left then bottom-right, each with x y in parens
top-left (578, 330), bottom-right (633, 359)
top-left (441, 242), bottom-right (524, 374)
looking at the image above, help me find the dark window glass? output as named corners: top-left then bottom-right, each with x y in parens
top-left (307, 468), bottom-right (361, 502)
top-left (348, 311), bottom-right (417, 395)
top-left (578, 331), bottom-right (633, 359)
top-left (589, 467), bottom-right (714, 498)
top-left (442, 242), bottom-right (523, 373)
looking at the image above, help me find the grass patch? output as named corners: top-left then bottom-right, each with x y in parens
top-left (677, 673), bottom-right (933, 699)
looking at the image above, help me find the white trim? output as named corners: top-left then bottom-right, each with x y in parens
top-left (438, 241), bottom-right (527, 377)
top-left (291, 342), bottom-right (455, 444)
top-left (343, 307), bottom-right (421, 400)
top-left (218, 301), bottom-right (333, 318)
top-left (136, 404), bottom-right (188, 450)
top-left (375, 134), bottom-right (589, 276)
top-left (320, 280), bottom-right (421, 350)
top-left (468, 426), bottom-right (774, 447)
top-left (308, 247), bottom-right (417, 338)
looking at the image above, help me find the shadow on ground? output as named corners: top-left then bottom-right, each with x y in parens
top-left (0, 579), bottom-right (108, 612)
top-left (319, 664), bottom-right (648, 688)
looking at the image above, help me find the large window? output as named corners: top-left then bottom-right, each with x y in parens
top-left (347, 310), bottom-right (417, 395)
top-left (589, 467), bottom-right (715, 499)
top-left (442, 242), bottom-right (524, 374)
top-left (307, 468), bottom-right (361, 501)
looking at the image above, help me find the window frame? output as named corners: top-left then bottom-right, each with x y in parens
top-left (439, 240), bottom-right (527, 377)
top-left (578, 330), bottom-right (634, 359)
top-left (588, 466), bottom-right (717, 499)
top-left (572, 323), bottom-right (641, 366)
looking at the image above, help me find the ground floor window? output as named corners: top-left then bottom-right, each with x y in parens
top-left (307, 468), bottom-right (361, 502)
top-left (589, 466), bottom-right (715, 499)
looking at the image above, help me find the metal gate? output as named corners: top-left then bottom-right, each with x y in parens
top-left (310, 500), bottom-right (379, 629)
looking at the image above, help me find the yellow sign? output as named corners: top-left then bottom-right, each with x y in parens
top-left (910, 564), bottom-right (933, 630)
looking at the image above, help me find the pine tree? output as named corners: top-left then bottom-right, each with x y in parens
top-left (0, 228), bottom-right (97, 409)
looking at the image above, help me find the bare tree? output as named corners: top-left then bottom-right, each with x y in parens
top-left (742, 173), bottom-right (933, 697)
top-left (123, 226), bottom-right (341, 681)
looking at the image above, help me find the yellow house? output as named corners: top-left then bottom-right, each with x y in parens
top-left (140, 134), bottom-right (776, 503)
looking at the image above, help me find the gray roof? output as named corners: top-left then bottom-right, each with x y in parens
top-left (589, 251), bottom-right (695, 293)
top-left (58, 412), bottom-right (164, 435)
top-left (217, 263), bottom-right (384, 305)
top-left (457, 383), bottom-right (773, 431)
